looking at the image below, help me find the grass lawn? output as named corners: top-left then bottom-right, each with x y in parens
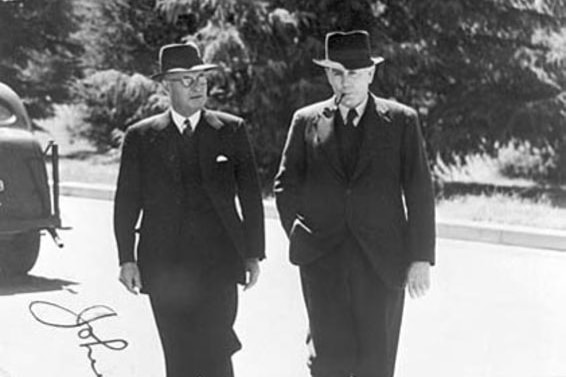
top-left (38, 105), bottom-right (566, 231)
top-left (36, 105), bottom-right (120, 185)
top-left (436, 193), bottom-right (566, 231)
top-left (52, 154), bottom-right (566, 231)
top-left (58, 152), bottom-right (119, 185)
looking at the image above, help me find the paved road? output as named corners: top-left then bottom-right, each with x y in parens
top-left (1, 197), bottom-right (565, 377)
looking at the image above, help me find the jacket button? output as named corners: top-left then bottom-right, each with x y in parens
top-left (346, 188), bottom-right (352, 195)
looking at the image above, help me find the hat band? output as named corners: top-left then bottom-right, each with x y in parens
top-left (326, 49), bottom-right (375, 69)
top-left (328, 48), bottom-right (371, 61)
top-left (325, 58), bottom-right (375, 70)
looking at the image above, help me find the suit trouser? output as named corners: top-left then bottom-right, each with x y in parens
top-left (300, 237), bottom-right (405, 377)
top-left (149, 262), bottom-right (240, 377)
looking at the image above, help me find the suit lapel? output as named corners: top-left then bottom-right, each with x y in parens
top-left (197, 109), bottom-right (225, 184)
top-left (351, 94), bottom-right (393, 182)
top-left (310, 97), bottom-right (347, 182)
top-left (151, 111), bottom-right (183, 183)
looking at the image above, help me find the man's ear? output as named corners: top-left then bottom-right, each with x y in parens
top-left (161, 80), bottom-right (170, 93)
top-left (324, 67), bottom-right (333, 81)
top-left (368, 66), bottom-right (376, 82)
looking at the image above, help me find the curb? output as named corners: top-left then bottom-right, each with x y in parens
top-left (435, 219), bottom-right (566, 252)
top-left (60, 182), bottom-right (115, 201)
top-left (60, 182), bottom-right (566, 252)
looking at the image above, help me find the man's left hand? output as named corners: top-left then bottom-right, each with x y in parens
top-left (407, 261), bottom-right (431, 299)
top-left (244, 258), bottom-right (260, 291)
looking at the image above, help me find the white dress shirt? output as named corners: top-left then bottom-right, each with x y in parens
top-left (171, 108), bottom-right (202, 134)
top-left (338, 97), bottom-right (368, 127)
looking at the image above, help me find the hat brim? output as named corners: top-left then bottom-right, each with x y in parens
top-left (151, 63), bottom-right (219, 80)
top-left (0, 114), bottom-right (17, 127)
top-left (313, 57), bottom-right (385, 70)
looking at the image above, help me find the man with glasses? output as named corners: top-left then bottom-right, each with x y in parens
top-left (274, 30), bottom-right (436, 377)
top-left (114, 42), bottom-right (265, 377)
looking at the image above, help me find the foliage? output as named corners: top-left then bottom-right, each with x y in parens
top-left (71, 0), bottom-right (211, 151)
top-left (387, 1), bottom-right (566, 165)
top-left (33, 0), bottom-right (566, 187)
top-left (153, 0), bottom-right (566, 186)
top-left (495, 141), bottom-right (556, 182)
top-left (154, 0), bottom-right (334, 184)
top-left (74, 0), bottom-right (175, 76)
top-left (72, 69), bottom-right (166, 151)
top-left (0, 0), bottom-right (83, 118)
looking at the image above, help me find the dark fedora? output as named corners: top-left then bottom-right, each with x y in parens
top-left (151, 42), bottom-right (218, 79)
top-left (313, 30), bottom-right (384, 71)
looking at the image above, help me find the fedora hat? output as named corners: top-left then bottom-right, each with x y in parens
top-left (152, 42), bottom-right (218, 79)
top-left (313, 30), bottom-right (384, 71)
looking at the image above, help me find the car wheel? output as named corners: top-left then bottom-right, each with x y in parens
top-left (0, 231), bottom-right (41, 277)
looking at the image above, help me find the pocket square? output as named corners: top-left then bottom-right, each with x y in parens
top-left (216, 154), bottom-right (229, 162)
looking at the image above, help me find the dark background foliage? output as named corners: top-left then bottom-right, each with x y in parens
top-left (1, 0), bottom-right (565, 187)
top-left (0, 0), bottom-right (83, 119)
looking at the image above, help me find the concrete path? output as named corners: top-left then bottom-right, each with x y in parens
top-left (1, 197), bottom-right (565, 377)
top-left (239, 212), bottom-right (566, 377)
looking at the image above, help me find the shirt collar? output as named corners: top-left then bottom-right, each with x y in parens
top-left (170, 108), bottom-right (202, 133)
top-left (338, 96), bottom-right (368, 127)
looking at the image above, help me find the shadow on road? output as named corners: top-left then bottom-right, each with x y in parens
top-left (0, 274), bottom-right (78, 296)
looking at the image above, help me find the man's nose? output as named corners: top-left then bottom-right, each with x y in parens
top-left (340, 73), bottom-right (355, 87)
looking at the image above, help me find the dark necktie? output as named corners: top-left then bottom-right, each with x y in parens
top-left (345, 108), bottom-right (357, 128)
top-left (182, 118), bottom-right (193, 140)
top-left (340, 108), bottom-right (360, 179)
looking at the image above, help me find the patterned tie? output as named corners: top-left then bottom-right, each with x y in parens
top-left (182, 118), bottom-right (193, 140)
top-left (345, 108), bottom-right (358, 128)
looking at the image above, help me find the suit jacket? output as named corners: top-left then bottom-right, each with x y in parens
top-left (114, 109), bottom-right (265, 292)
top-left (274, 94), bottom-right (435, 288)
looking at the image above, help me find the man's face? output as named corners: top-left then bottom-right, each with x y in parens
top-left (163, 71), bottom-right (209, 114)
top-left (325, 66), bottom-right (375, 108)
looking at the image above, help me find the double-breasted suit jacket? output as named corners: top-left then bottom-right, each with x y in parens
top-left (114, 109), bottom-right (265, 293)
top-left (274, 94), bottom-right (435, 288)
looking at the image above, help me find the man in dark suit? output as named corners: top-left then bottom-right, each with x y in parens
top-left (114, 42), bottom-right (265, 377)
top-left (274, 30), bottom-right (436, 377)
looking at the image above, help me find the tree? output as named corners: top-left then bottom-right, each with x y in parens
top-left (72, 69), bottom-right (164, 151)
top-left (154, 0), bottom-right (566, 185)
top-left (0, 0), bottom-right (83, 119)
top-left (75, 0), bottom-right (168, 76)
top-left (155, 0), bottom-right (334, 185)
top-left (71, 0), bottom-right (566, 185)
top-left (72, 0), bottom-right (181, 149)
top-left (371, 0), bottom-right (566, 166)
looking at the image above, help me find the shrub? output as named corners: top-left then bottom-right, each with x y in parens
top-left (73, 69), bottom-right (167, 151)
top-left (495, 142), bottom-right (557, 182)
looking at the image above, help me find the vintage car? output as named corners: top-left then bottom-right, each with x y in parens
top-left (0, 82), bottom-right (63, 277)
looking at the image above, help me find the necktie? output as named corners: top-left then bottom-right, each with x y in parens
top-left (340, 108), bottom-right (360, 179)
top-left (345, 108), bottom-right (358, 128)
top-left (182, 118), bottom-right (193, 140)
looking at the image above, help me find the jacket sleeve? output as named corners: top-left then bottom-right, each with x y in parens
top-left (273, 111), bottom-right (307, 237)
top-left (400, 110), bottom-right (436, 265)
top-left (234, 120), bottom-right (266, 260)
top-left (113, 127), bottom-right (143, 265)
